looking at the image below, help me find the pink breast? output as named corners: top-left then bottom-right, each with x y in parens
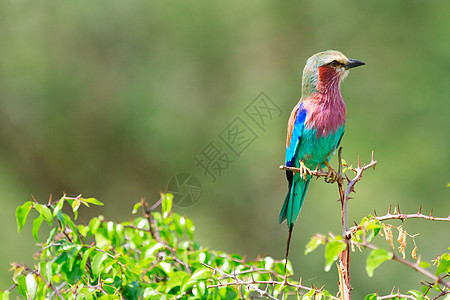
top-left (303, 93), bottom-right (347, 137)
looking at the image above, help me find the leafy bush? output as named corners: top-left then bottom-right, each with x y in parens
top-left (2, 189), bottom-right (449, 299)
top-left (3, 193), bottom-right (328, 299)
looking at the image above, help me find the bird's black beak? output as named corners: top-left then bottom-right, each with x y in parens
top-left (344, 59), bottom-right (365, 69)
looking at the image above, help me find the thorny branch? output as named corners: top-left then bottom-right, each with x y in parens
top-left (351, 240), bottom-right (450, 289)
top-left (376, 286), bottom-right (416, 299)
top-left (375, 205), bottom-right (450, 222)
top-left (282, 150), bottom-right (377, 300)
top-left (201, 262), bottom-right (339, 300)
top-left (8, 263), bottom-right (65, 300)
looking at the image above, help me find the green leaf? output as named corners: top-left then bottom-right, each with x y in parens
top-left (165, 271), bottom-right (188, 293)
top-left (305, 235), bottom-right (325, 255)
top-left (81, 247), bottom-right (95, 273)
top-left (435, 253), bottom-right (450, 275)
top-left (185, 218), bottom-right (195, 240)
top-left (71, 199), bottom-right (81, 214)
top-left (408, 290), bottom-right (426, 300)
top-left (92, 252), bottom-right (108, 276)
top-left (53, 198), bottom-right (65, 217)
top-left (301, 289), bottom-right (315, 300)
top-left (366, 248), bottom-right (393, 277)
top-left (263, 256), bottom-right (274, 270)
top-left (32, 216), bottom-right (44, 242)
top-left (162, 193), bottom-right (173, 219)
top-left (1, 290), bottom-right (9, 300)
top-left (171, 214), bottom-right (185, 237)
top-left (81, 197), bottom-right (104, 206)
top-left (364, 294), bottom-right (377, 300)
top-left (68, 245), bottom-right (82, 272)
top-left (16, 201), bottom-right (32, 232)
top-left (35, 204), bottom-right (53, 226)
top-left (324, 239), bottom-right (346, 272)
top-left (16, 275), bottom-right (27, 298)
top-left (189, 268), bottom-right (211, 281)
top-left (25, 273), bottom-right (37, 299)
top-left (79, 288), bottom-right (94, 300)
top-left (132, 202), bottom-right (141, 214)
top-left (419, 261), bottom-right (430, 268)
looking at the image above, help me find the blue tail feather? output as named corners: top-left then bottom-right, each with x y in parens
top-left (279, 178), bottom-right (310, 226)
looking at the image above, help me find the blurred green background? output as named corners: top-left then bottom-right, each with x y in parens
top-left (1, 1), bottom-right (449, 298)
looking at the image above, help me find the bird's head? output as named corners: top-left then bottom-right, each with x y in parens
top-left (301, 50), bottom-right (365, 98)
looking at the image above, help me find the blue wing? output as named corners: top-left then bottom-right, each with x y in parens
top-left (285, 103), bottom-right (307, 167)
top-left (280, 103), bottom-right (308, 225)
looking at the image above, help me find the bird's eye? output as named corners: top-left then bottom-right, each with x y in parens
top-left (329, 60), bottom-right (339, 67)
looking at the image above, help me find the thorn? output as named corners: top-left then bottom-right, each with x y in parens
top-left (48, 194), bottom-right (53, 205)
top-left (353, 221), bottom-right (358, 226)
top-left (345, 174), bottom-right (350, 183)
top-left (374, 210), bottom-right (377, 217)
top-left (429, 208), bottom-right (433, 217)
top-left (371, 151), bottom-right (374, 161)
top-left (397, 204), bottom-right (401, 214)
top-left (388, 204), bottom-right (392, 214)
top-left (31, 194), bottom-right (37, 203)
top-left (357, 156), bottom-right (361, 168)
top-left (390, 286), bottom-right (396, 295)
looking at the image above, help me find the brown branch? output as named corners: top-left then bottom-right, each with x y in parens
top-left (141, 197), bottom-right (161, 241)
top-left (14, 264), bottom-right (65, 300)
top-left (279, 165), bottom-right (329, 177)
top-left (202, 263), bottom-right (338, 300)
top-left (343, 152), bottom-right (377, 204)
top-left (377, 293), bottom-right (415, 299)
top-left (375, 208), bottom-right (450, 222)
top-left (361, 242), bottom-right (450, 288)
top-left (337, 148), bottom-right (351, 300)
top-left (280, 150), bottom-right (377, 300)
top-left (432, 290), bottom-right (450, 300)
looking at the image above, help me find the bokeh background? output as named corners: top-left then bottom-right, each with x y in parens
top-left (1, 1), bottom-right (449, 298)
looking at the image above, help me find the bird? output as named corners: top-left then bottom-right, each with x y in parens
top-left (279, 50), bottom-right (365, 261)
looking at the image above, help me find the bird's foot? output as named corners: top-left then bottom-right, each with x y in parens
top-left (299, 160), bottom-right (312, 180)
top-left (324, 161), bottom-right (338, 183)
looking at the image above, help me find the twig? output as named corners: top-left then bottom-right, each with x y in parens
top-left (280, 150), bottom-right (377, 300)
top-left (432, 290), bottom-right (450, 300)
top-left (375, 207), bottom-right (450, 222)
top-left (360, 242), bottom-right (450, 288)
top-left (141, 197), bottom-right (161, 241)
top-left (337, 148), bottom-right (351, 300)
top-left (4, 283), bottom-right (17, 293)
top-left (279, 165), bottom-right (329, 177)
top-left (201, 263), bottom-right (338, 300)
top-left (376, 293), bottom-right (415, 299)
top-left (343, 152), bottom-right (377, 205)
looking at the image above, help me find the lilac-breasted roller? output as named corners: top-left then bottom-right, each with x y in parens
top-left (280, 50), bottom-right (365, 257)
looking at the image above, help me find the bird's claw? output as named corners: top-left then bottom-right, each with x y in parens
top-left (324, 168), bottom-right (338, 183)
top-left (299, 160), bottom-right (312, 180)
top-left (324, 161), bottom-right (338, 183)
